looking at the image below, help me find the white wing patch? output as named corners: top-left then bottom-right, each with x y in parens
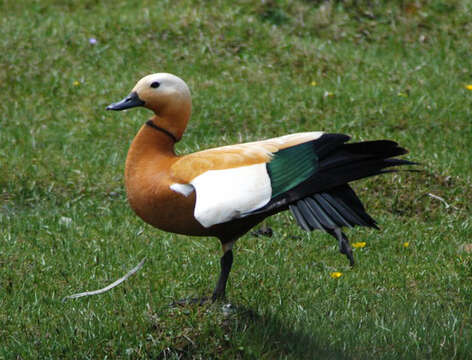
top-left (170, 183), bottom-right (194, 197)
top-left (190, 163), bottom-right (272, 228)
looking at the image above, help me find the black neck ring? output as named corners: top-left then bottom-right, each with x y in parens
top-left (145, 120), bottom-right (177, 142)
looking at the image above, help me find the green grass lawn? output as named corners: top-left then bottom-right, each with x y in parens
top-left (1, 0), bottom-right (472, 358)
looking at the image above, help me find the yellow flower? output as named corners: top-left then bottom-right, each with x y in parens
top-left (330, 272), bottom-right (342, 279)
top-left (352, 241), bottom-right (366, 248)
top-left (403, 242), bottom-right (410, 248)
top-left (73, 80), bottom-right (80, 86)
top-left (310, 81), bottom-right (317, 86)
top-left (465, 84), bottom-right (472, 90)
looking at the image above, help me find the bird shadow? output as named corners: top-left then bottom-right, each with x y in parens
top-left (152, 299), bottom-right (351, 359)
top-left (219, 303), bottom-right (351, 359)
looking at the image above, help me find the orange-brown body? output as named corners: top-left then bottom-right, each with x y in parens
top-left (124, 114), bottom-right (322, 241)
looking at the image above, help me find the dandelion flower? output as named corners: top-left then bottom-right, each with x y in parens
top-left (73, 80), bottom-right (80, 86)
top-left (403, 242), bottom-right (410, 248)
top-left (310, 81), bottom-right (317, 86)
top-left (352, 241), bottom-right (366, 248)
top-left (330, 272), bottom-right (342, 279)
top-left (465, 85), bottom-right (472, 90)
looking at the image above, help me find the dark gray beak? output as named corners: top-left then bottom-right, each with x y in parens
top-left (106, 91), bottom-right (145, 111)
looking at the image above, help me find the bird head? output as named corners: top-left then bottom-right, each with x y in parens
top-left (107, 73), bottom-right (192, 141)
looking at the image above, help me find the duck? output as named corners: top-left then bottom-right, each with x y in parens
top-left (107, 73), bottom-right (413, 303)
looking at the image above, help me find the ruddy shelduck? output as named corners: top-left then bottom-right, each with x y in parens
top-left (107, 73), bottom-right (413, 303)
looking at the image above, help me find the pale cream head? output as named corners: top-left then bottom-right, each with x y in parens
top-left (133, 73), bottom-right (192, 141)
top-left (132, 73), bottom-right (191, 115)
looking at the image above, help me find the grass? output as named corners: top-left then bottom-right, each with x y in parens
top-left (1, 0), bottom-right (472, 358)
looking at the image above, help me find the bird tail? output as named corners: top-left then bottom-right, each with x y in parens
top-left (287, 135), bottom-right (415, 231)
top-left (304, 135), bottom-right (415, 193)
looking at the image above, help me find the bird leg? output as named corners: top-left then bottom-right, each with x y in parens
top-left (211, 249), bottom-right (233, 302)
top-left (171, 243), bottom-right (234, 307)
top-left (333, 227), bottom-right (355, 266)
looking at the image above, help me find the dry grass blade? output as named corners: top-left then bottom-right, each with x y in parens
top-left (62, 257), bottom-right (146, 301)
top-left (427, 193), bottom-right (458, 210)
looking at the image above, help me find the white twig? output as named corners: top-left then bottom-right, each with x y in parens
top-left (63, 257), bottom-right (146, 301)
top-left (427, 193), bottom-right (457, 210)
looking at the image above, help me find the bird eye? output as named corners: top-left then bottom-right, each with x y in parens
top-left (150, 81), bottom-right (160, 89)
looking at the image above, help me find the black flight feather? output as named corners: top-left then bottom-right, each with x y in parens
top-left (249, 133), bottom-right (413, 227)
top-left (314, 194), bottom-right (352, 228)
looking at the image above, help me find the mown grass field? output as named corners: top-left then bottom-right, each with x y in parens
top-left (1, 0), bottom-right (472, 358)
